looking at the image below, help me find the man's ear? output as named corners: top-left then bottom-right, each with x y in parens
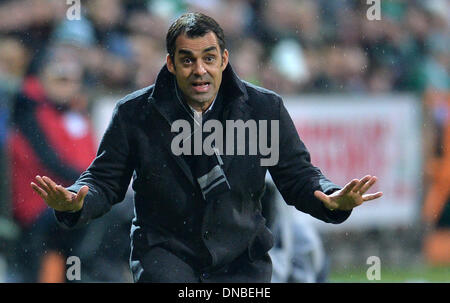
top-left (221, 49), bottom-right (229, 71)
top-left (166, 54), bottom-right (176, 74)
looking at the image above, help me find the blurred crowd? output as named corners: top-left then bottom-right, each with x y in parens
top-left (0, 0), bottom-right (448, 282)
top-left (0, 0), bottom-right (448, 98)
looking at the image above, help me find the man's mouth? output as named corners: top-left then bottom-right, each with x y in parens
top-left (192, 81), bottom-right (210, 93)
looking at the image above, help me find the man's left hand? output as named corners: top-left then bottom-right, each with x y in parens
top-left (314, 175), bottom-right (383, 211)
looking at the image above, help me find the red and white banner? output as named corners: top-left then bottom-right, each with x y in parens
top-left (283, 94), bottom-right (423, 230)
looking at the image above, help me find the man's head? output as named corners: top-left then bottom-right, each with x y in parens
top-left (166, 13), bottom-right (229, 112)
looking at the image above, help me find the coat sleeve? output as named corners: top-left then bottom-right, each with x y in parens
top-left (54, 101), bottom-right (135, 229)
top-left (268, 97), bottom-right (351, 224)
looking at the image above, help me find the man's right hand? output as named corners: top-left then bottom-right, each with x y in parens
top-left (31, 175), bottom-right (88, 212)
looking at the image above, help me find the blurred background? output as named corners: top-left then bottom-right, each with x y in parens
top-left (0, 0), bottom-right (448, 282)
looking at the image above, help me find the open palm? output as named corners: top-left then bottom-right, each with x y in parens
top-left (314, 175), bottom-right (382, 211)
top-left (30, 175), bottom-right (88, 212)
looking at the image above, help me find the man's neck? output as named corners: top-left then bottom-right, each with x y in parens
top-left (188, 100), bottom-right (213, 113)
top-left (185, 93), bottom-right (218, 114)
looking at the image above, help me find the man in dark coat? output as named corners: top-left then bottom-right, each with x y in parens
top-left (31, 13), bottom-right (382, 283)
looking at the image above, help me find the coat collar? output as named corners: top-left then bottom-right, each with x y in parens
top-left (147, 63), bottom-right (252, 186)
top-left (149, 63), bottom-right (248, 118)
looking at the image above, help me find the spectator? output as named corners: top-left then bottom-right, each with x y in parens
top-left (423, 90), bottom-right (450, 266)
top-left (7, 45), bottom-right (97, 282)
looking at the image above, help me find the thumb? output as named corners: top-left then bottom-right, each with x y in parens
top-left (315, 190), bottom-right (336, 210)
top-left (75, 185), bottom-right (89, 204)
top-left (314, 190), bottom-right (329, 203)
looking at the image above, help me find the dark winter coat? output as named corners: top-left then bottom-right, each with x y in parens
top-left (56, 64), bottom-right (351, 282)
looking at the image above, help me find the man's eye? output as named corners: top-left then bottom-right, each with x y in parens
top-left (183, 58), bottom-right (192, 64)
top-left (205, 56), bottom-right (215, 63)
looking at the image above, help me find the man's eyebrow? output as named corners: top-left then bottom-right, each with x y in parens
top-left (202, 46), bottom-right (218, 53)
top-left (177, 46), bottom-right (218, 56)
top-left (178, 49), bottom-right (194, 56)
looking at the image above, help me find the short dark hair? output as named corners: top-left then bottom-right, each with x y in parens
top-left (166, 12), bottom-right (226, 60)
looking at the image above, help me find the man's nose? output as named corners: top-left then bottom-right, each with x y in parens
top-left (193, 62), bottom-right (207, 76)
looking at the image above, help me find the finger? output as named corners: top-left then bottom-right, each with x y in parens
top-left (362, 192), bottom-right (383, 201)
top-left (35, 176), bottom-right (52, 193)
top-left (352, 175), bottom-right (372, 193)
top-left (359, 176), bottom-right (377, 195)
top-left (340, 179), bottom-right (359, 195)
top-left (42, 176), bottom-right (58, 195)
top-left (31, 182), bottom-right (48, 199)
